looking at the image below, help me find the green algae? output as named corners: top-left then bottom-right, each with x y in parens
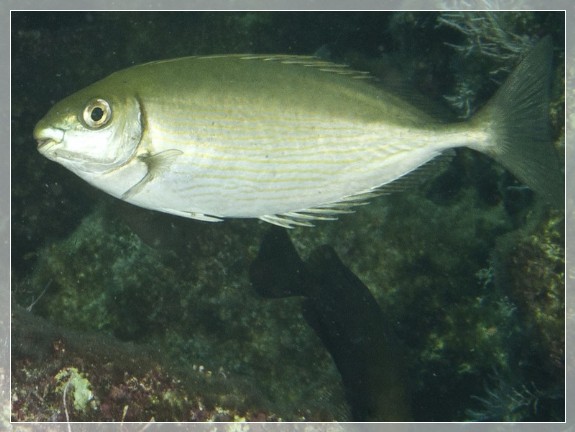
top-left (54, 367), bottom-right (95, 413)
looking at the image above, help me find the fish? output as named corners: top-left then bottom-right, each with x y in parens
top-left (250, 226), bottom-right (412, 421)
top-left (34, 37), bottom-right (563, 228)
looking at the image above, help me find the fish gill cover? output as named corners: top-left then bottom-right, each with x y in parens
top-left (11, 11), bottom-right (564, 422)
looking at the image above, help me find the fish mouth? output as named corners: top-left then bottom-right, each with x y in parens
top-left (36, 138), bottom-right (56, 151)
top-left (33, 126), bottom-right (65, 154)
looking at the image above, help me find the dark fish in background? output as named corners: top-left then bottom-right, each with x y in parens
top-left (250, 227), bottom-right (412, 421)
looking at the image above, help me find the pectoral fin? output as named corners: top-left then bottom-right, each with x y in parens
top-left (122, 149), bottom-right (183, 200)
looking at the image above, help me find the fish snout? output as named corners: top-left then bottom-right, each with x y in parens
top-left (33, 125), bottom-right (65, 153)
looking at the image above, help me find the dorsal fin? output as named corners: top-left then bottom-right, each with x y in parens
top-left (236, 54), bottom-right (376, 81)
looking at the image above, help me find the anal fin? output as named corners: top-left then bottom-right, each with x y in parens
top-left (160, 207), bottom-right (223, 223)
top-left (258, 150), bottom-right (454, 229)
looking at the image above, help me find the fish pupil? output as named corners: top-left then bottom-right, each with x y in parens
top-left (91, 107), bottom-right (104, 122)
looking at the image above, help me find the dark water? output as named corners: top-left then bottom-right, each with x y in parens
top-left (11, 11), bottom-right (565, 422)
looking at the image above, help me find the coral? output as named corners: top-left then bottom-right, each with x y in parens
top-left (465, 369), bottom-right (562, 422)
top-left (436, 12), bottom-right (535, 63)
top-left (436, 12), bottom-right (541, 118)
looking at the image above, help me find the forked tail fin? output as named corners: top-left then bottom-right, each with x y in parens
top-left (472, 36), bottom-right (564, 208)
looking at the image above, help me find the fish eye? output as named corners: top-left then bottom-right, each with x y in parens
top-left (82, 98), bottom-right (112, 129)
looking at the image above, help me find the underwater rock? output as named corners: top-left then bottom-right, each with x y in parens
top-left (12, 207), bottom-right (349, 421)
top-left (11, 305), bottom-right (300, 422)
top-left (12, 305), bottom-right (196, 422)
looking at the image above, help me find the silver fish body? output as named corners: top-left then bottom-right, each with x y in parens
top-left (34, 39), bottom-right (562, 227)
